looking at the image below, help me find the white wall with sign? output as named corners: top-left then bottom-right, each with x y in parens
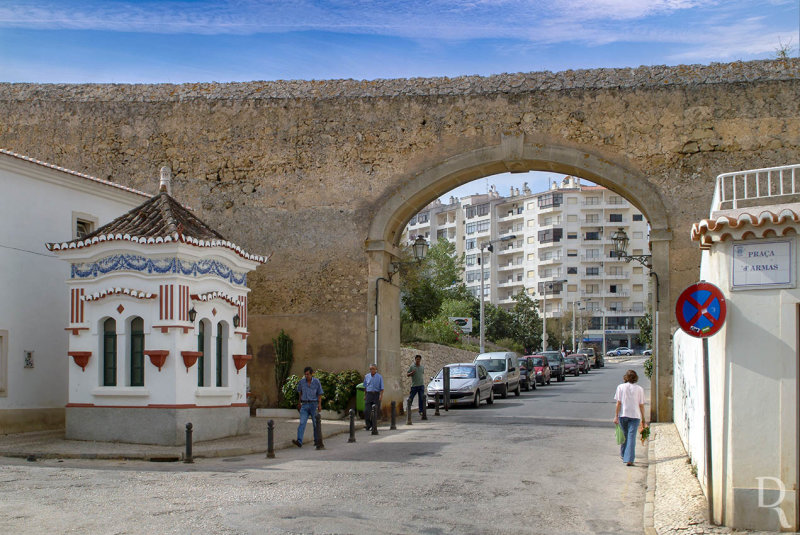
top-left (731, 239), bottom-right (794, 290)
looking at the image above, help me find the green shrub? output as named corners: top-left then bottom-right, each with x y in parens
top-left (280, 369), bottom-right (362, 412)
top-left (420, 316), bottom-right (460, 345)
top-left (643, 354), bottom-right (654, 379)
top-left (494, 337), bottom-right (525, 354)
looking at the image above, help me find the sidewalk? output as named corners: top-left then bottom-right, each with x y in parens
top-left (0, 416), bottom-right (350, 461)
top-left (645, 422), bottom-right (772, 535)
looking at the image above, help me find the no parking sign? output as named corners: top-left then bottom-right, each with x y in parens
top-left (675, 282), bottom-right (727, 338)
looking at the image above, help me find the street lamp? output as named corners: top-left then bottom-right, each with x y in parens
top-left (479, 234), bottom-right (517, 353)
top-left (611, 228), bottom-right (651, 268)
top-left (571, 300), bottom-right (585, 353)
top-left (541, 279), bottom-right (567, 351)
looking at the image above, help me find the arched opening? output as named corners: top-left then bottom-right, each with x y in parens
top-left (367, 136), bottom-right (673, 421)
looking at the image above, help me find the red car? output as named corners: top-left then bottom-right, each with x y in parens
top-left (528, 354), bottom-right (552, 385)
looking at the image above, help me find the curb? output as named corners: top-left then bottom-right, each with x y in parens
top-left (643, 430), bottom-right (657, 535)
top-left (0, 427), bottom-right (350, 461)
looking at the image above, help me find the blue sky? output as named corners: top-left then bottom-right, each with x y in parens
top-left (1, 0), bottom-right (797, 197)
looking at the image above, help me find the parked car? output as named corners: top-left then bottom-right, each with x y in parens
top-left (574, 354), bottom-right (590, 374)
top-left (576, 347), bottom-right (596, 368)
top-left (529, 355), bottom-right (552, 385)
top-left (541, 350), bottom-right (565, 382)
top-left (474, 352), bottom-right (521, 398)
top-left (607, 347), bottom-right (634, 356)
top-left (426, 363), bottom-right (494, 408)
top-left (517, 356), bottom-right (537, 391)
top-left (643, 349), bottom-right (653, 356)
top-left (564, 356), bottom-right (581, 377)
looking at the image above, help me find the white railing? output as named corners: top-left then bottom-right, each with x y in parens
top-left (711, 163), bottom-right (800, 216)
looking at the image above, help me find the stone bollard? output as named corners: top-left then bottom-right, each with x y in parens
top-left (406, 398), bottom-right (413, 425)
top-left (421, 395), bottom-right (428, 420)
top-left (434, 394), bottom-right (440, 416)
top-left (371, 405), bottom-right (379, 435)
top-left (315, 413), bottom-right (325, 450)
top-left (266, 419), bottom-right (275, 458)
top-left (390, 401), bottom-right (397, 430)
top-left (348, 408), bottom-right (356, 443)
top-left (183, 422), bottom-right (193, 464)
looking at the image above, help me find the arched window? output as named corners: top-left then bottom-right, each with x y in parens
top-left (130, 317), bottom-right (144, 387)
top-left (197, 321), bottom-right (205, 387)
top-left (215, 322), bottom-right (225, 387)
top-left (103, 318), bottom-right (117, 386)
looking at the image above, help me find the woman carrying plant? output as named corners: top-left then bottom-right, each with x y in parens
top-left (613, 369), bottom-right (647, 466)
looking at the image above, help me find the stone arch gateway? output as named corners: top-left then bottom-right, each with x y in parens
top-left (1, 58), bottom-right (798, 422)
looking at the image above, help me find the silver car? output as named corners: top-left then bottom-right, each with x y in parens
top-left (427, 363), bottom-right (494, 408)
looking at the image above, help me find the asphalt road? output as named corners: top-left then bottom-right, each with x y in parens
top-left (0, 358), bottom-right (650, 535)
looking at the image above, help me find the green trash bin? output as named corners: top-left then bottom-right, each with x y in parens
top-left (356, 382), bottom-right (365, 415)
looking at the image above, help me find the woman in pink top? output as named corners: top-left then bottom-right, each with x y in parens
top-left (613, 369), bottom-right (647, 466)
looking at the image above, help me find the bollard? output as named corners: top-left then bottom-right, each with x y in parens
top-left (266, 419), bottom-right (275, 459)
top-left (183, 422), bottom-right (193, 463)
top-left (348, 408), bottom-right (356, 443)
top-left (390, 401), bottom-right (397, 430)
top-left (434, 394), bottom-right (440, 416)
top-left (406, 398), bottom-right (413, 425)
top-left (443, 366), bottom-right (451, 411)
top-left (315, 413), bottom-right (325, 450)
top-left (421, 395), bottom-right (428, 421)
top-left (371, 405), bottom-right (379, 435)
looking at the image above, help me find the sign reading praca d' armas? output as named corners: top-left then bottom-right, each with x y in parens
top-left (731, 239), bottom-right (794, 290)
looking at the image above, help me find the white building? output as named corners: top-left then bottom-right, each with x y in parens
top-left (675, 163), bottom-right (800, 531)
top-left (0, 149), bottom-right (149, 433)
top-left (48, 168), bottom-right (266, 445)
top-left (404, 176), bottom-right (651, 352)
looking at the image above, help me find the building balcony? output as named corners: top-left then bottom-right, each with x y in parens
top-left (580, 255), bottom-right (603, 262)
top-left (498, 262), bottom-right (524, 272)
top-left (538, 256), bottom-right (563, 265)
top-left (497, 244), bottom-right (523, 255)
top-left (580, 289), bottom-right (631, 298)
top-left (497, 211), bottom-right (524, 222)
top-left (498, 279), bottom-right (524, 288)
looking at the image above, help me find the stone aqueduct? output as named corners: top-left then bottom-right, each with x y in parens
top-left (2, 58), bottom-right (798, 421)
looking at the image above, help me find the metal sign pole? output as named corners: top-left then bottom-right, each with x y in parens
top-left (702, 336), bottom-right (715, 524)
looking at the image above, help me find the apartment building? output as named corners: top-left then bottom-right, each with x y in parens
top-left (404, 176), bottom-right (651, 351)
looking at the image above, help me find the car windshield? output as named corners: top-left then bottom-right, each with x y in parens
top-left (448, 366), bottom-right (476, 379)
top-left (543, 351), bottom-right (561, 359)
top-left (479, 359), bottom-right (506, 372)
top-left (532, 357), bottom-right (544, 366)
top-left (565, 358), bottom-right (577, 364)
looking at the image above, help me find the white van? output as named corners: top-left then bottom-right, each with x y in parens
top-left (474, 352), bottom-right (521, 398)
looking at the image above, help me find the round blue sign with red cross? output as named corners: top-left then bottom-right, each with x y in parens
top-left (675, 282), bottom-right (727, 338)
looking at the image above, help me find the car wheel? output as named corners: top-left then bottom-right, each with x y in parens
top-left (473, 392), bottom-right (480, 408)
top-left (501, 385), bottom-right (508, 398)
top-left (514, 383), bottom-right (521, 396)
top-left (487, 389), bottom-right (494, 405)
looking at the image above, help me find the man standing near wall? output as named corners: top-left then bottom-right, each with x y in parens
top-left (364, 364), bottom-right (384, 431)
top-left (292, 366), bottom-right (323, 448)
top-left (407, 355), bottom-right (425, 415)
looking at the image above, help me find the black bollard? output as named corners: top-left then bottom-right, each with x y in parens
top-left (183, 422), bottom-right (193, 463)
top-left (406, 398), bottom-right (413, 425)
top-left (315, 413), bottom-right (325, 450)
top-left (371, 405), bottom-right (379, 435)
top-left (443, 366), bottom-right (451, 411)
top-left (390, 401), bottom-right (397, 430)
top-left (434, 393), bottom-right (440, 416)
top-left (348, 408), bottom-right (356, 443)
top-left (421, 395), bottom-right (428, 420)
top-left (266, 419), bottom-right (275, 459)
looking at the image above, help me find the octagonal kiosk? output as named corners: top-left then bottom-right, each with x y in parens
top-left (47, 169), bottom-right (267, 445)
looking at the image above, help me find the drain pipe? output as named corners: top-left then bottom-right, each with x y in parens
top-left (374, 277), bottom-right (392, 368)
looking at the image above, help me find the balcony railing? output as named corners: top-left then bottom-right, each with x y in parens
top-left (711, 163), bottom-right (800, 215)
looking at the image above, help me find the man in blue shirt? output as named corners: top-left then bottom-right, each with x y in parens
top-left (363, 363), bottom-right (384, 431)
top-left (292, 366), bottom-right (324, 448)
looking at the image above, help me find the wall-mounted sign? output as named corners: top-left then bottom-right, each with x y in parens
top-left (449, 317), bottom-right (473, 333)
top-left (732, 239), bottom-right (794, 290)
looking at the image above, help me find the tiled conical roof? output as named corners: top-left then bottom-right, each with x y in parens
top-left (47, 192), bottom-right (268, 263)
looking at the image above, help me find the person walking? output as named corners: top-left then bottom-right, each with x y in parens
top-left (613, 369), bottom-right (646, 466)
top-left (406, 354), bottom-right (425, 415)
top-left (292, 366), bottom-right (323, 448)
top-left (364, 363), bottom-right (384, 431)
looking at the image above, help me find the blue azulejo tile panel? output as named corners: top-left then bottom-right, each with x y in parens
top-left (70, 254), bottom-right (248, 286)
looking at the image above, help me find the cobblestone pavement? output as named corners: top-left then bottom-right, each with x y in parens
top-left (648, 423), bottom-right (774, 535)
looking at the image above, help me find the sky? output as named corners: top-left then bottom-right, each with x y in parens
top-left (1, 0), bottom-right (797, 198)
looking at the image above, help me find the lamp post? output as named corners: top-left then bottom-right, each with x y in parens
top-left (571, 300), bottom-right (584, 353)
top-left (479, 234), bottom-right (516, 353)
top-left (541, 279), bottom-right (567, 351)
top-left (375, 235), bottom-right (429, 367)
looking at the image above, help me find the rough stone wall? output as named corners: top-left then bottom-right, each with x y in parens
top-left (1, 58), bottom-right (798, 406)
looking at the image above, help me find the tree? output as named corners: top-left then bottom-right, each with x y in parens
top-left (510, 291), bottom-right (542, 353)
top-left (637, 312), bottom-right (652, 348)
top-left (399, 238), bottom-right (467, 323)
top-left (402, 277), bottom-right (442, 322)
top-left (484, 302), bottom-right (514, 341)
